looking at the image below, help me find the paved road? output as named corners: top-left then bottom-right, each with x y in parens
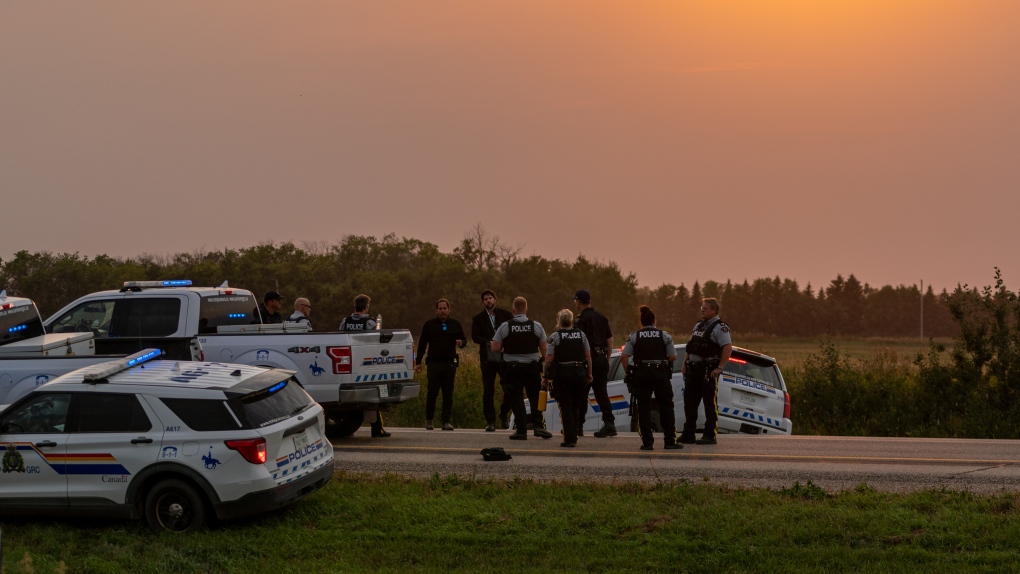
top-left (330, 428), bottom-right (1020, 493)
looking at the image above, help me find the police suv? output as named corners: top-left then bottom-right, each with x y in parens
top-left (43, 280), bottom-right (418, 437)
top-left (0, 349), bottom-right (333, 531)
top-left (541, 345), bottom-right (792, 436)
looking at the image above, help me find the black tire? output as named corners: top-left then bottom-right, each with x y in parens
top-left (325, 410), bottom-right (365, 438)
top-left (144, 478), bottom-right (208, 532)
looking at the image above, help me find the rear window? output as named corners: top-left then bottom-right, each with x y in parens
top-left (724, 355), bottom-right (783, 389)
top-left (199, 294), bottom-right (258, 333)
top-left (160, 398), bottom-right (243, 431)
top-left (0, 304), bottom-right (45, 345)
top-left (235, 378), bottom-right (314, 428)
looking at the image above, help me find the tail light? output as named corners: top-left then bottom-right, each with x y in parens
top-left (225, 438), bottom-right (267, 464)
top-left (783, 392), bottom-right (791, 419)
top-left (327, 346), bottom-right (352, 374)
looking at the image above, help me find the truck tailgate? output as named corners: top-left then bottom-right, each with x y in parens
top-left (347, 331), bottom-right (415, 383)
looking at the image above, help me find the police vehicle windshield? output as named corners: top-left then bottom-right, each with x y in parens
top-left (199, 294), bottom-right (258, 333)
top-left (0, 304), bottom-right (46, 346)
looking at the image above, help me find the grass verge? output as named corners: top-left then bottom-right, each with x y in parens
top-left (2, 474), bottom-right (1019, 573)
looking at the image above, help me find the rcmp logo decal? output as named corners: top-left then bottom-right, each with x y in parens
top-left (3, 443), bottom-right (26, 473)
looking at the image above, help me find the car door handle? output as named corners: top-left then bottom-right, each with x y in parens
top-left (130, 437), bottom-right (154, 444)
top-left (34, 440), bottom-right (58, 448)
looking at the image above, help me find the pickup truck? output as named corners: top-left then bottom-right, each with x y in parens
top-left (43, 280), bottom-right (418, 436)
top-left (0, 291), bottom-right (202, 408)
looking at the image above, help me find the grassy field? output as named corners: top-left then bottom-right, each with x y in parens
top-left (738, 336), bottom-right (953, 369)
top-left (1, 473), bottom-right (1018, 573)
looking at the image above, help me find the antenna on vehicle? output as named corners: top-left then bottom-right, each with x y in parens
top-left (219, 280), bottom-right (229, 288)
top-left (0, 290), bottom-right (6, 299)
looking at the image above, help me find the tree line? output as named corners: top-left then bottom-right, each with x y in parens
top-left (1, 228), bottom-right (958, 340)
top-left (793, 269), bottom-right (1020, 438)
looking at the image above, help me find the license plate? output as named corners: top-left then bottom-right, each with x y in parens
top-left (739, 393), bottom-right (757, 406)
top-left (293, 431), bottom-right (309, 451)
top-left (379, 384), bottom-right (389, 398)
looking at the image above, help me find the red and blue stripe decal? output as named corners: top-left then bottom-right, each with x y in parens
top-left (12, 443), bottom-right (130, 475)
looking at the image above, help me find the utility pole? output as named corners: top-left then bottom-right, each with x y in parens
top-left (920, 279), bottom-right (924, 340)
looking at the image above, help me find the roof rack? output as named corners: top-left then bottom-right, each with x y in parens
top-left (83, 348), bottom-right (162, 383)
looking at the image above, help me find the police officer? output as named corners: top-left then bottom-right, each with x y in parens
top-left (339, 294), bottom-right (389, 438)
top-left (491, 297), bottom-right (553, 440)
top-left (338, 294), bottom-right (375, 331)
top-left (544, 309), bottom-right (593, 447)
top-left (680, 297), bottom-right (732, 445)
top-left (254, 291), bottom-right (284, 324)
top-left (415, 298), bottom-right (466, 431)
top-left (287, 297), bottom-right (312, 329)
top-left (573, 289), bottom-right (615, 438)
top-left (621, 305), bottom-right (680, 451)
top-left (471, 290), bottom-right (515, 432)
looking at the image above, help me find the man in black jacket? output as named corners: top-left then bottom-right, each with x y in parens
top-left (471, 290), bottom-right (514, 432)
top-left (415, 298), bottom-right (466, 431)
top-left (254, 291), bottom-right (284, 324)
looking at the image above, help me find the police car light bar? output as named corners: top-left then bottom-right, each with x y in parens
top-left (83, 348), bottom-right (162, 382)
top-left (122, 280), bottom-right (193, 288)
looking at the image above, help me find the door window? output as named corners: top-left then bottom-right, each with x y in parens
top-left (48, 300), bottom-right (118, 338)
top-left (77, 393), bottom-right (152, 433)
top-left (119, 298), bottom-right (181, 337)
top-left (0, 393), bottom-right (73, 434)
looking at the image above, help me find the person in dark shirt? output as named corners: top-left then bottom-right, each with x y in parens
top-left (470, 290), bottom-right (515, 432)
top-left (415, 298), bottom-right (466, 431)
top-left (573, 289), bottom-right (616, 438)
top-left (254, 291), bottom-right (284, 324)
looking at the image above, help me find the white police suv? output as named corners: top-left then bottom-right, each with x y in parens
top-left (541, 345), bottom-right (792, 436)
top-left (0, 349), bottom-right (333, 531)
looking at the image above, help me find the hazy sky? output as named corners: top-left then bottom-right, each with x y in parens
top-left (2, 1), bottom-right (1018, 292)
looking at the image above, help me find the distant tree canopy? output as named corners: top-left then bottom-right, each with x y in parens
top-left (0, 227), bottom-right (959, 340)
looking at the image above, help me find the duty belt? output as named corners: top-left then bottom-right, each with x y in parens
top-left (638, 360), bottom-right (668, 367)
top-left (556, 361), bottom-right (585, 367)
top-left (687, 357), bottom-right (720, 367)
top-left (592, 347), bottom-right (609, 356)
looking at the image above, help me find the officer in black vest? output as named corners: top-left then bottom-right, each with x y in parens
top-left (491, 297), bottom-right (553, 440)
top-left (338, 294), bottom-right (376, 331)
top-left (573, 289), bottom-right (615, 438)
top-left (338, 293), bottom-right (389, 438)
top-left (680, 297), bottom-right (732, 445)
top-left (544, 308), bottom-right (593, 447)
top-left (621, 305), bottom-right (680, 451)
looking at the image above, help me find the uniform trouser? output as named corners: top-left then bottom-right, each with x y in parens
top-left (481, 360), bottom-right (512, 424)
top-left (682, 364), bottom-right (719, 439)
top-left (633, 371), bottom-right (677, 446)
top-left (555, 374), bottom-right (590, 444)
top-left (424, 362), bottom-right (457, 424)
top-left (368, 411), bottom-right (386, 434)
top-left (579, 353), bottom-right (613, 427)
top-left (501, 362), bottom-right (543, 434)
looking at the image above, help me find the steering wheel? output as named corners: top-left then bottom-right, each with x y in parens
top-left (3, 421), bottom-right (25, 434)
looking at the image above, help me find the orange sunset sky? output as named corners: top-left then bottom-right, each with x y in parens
top-left (2, 1), bottom-right (1018, 292)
